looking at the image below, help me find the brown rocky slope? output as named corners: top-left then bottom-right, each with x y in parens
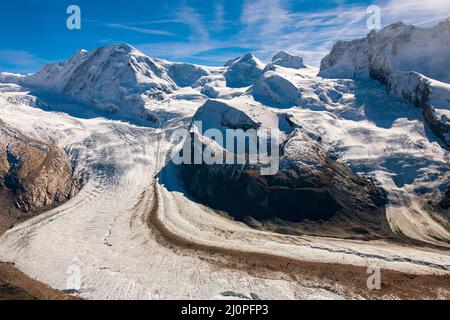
top-left (0, 119), bottom-right (80, 232)
top-left (0, 120), bottom-right (81, 299)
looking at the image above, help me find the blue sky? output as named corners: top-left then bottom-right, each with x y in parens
top-left (0, 0), bottom-right (449, 73)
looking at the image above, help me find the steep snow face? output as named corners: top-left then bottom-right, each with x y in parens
top-left (388, 71), bottom-right (450, 120)
top-left (26, 49), bottom-right (92, 90)
top-left (252, 71), bottom-right (301, 107)
top-left (271, 51), bottom-right (305, 69)
top-left (387, 20), bottom-right (450, 84)
top-left (26, 44), bottom-right (177, 118)
top-left (320, 19), bottom-right (450, 83)
top-left (319, 38), bottom-right (369, 79)
top-left (224, 53), bottom-right (265, 88)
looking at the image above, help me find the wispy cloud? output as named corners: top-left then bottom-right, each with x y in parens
top-left (132, 0), bottom-right (450, 66)
top-left (0, 50), bottom-right (49, 74)
top-left (106, 23), bottom-right (174, 36)
top-left (235, 0), bottom-right (368, 65)
top-left (136, 4), bottom-right (231, 64)
top-left (232, 0), bottom-right (450, 66)
top-left (136, 40), bottom-right (233, 63)
top-left (214, 1), bottom-right (225, 31)
top-left (383, 0), bottom-right (450, 26)
top-left (175, 6), bottom-right (210, 42)
top-left (241, 0), bottom-right (291, 39)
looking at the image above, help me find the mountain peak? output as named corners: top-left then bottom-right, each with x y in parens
top-left (74, 48), bottom-right (88, 55)
top-left (224, 53), bottom-right (265, 87)
top-left (25, 43), bottom-right (176, 118)
top-left (93, 43), bottom-right (147, 59)
top-left (271, 51), bottom-right (305, 69)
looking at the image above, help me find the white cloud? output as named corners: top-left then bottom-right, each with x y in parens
top-left (175, 6), bottom-right (209, 42)
top-left (382, 0), bottom-right (450, 26)
top-left (214, 1), bottom-right (225, 31)
top-left (137, 41), bottom-right (225, 62)
top-left (233, 0), bottom-right (450, 66)
top-left (106, 23), bottom-right (174, 36)
top-left (137, 4), bottom-right (232, 64)
top-left (0, 50), bottom-right (48, 74)
top-left (241, 0), bottom-right (291, 39)
top-left (236, 0), bottom-right (368, 65)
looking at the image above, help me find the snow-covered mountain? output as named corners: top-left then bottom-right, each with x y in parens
top-left (23, 44), bottom-right (178, 119)
top-left (252, 70), bottom-right (301, 107)
top-left (320, 19), bottom-right (450, 83)
top-left (320, 18), bottom-right (450, 145)
top-left (224, 53), bottom-right (265, 87)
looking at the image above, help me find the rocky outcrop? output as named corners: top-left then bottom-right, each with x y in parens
top-left (388, 71), bottom-right (450, 146)
top-left (201, 84), bottom-right (220, 98)
top-left (179, 119), bottom-right (389, 237)
top-left (423, 103), bottom-right (450, 146)
top-left (437, 187), bottom-right (450, 211)
top-left (0, 121), bottom-right (79, 213)
top-left (182, 159), bottom-right (387, 223)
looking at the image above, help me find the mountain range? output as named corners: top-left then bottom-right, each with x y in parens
top-left (0, 19), bottom-right (449, 300)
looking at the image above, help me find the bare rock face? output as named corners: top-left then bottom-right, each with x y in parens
top-left (177, 100), bottom-right (388, 238)
top-left (0, 121), bottom-right (79, 213)
top-left (438, 187), bottom-right (450, 211)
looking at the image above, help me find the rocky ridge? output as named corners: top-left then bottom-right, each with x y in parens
top-left (0, 121), bottom-right (79, 216)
